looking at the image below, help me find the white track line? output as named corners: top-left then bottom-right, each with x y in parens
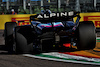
top-left (42, 52), bottom-right (100, 62)
top-left (23, 54), bottom-right (100, 65)
top-left (97, 37), bottom-right (100, 39)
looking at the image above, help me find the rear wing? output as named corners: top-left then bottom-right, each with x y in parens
top-left (30, 11), bottom-right (80, 23)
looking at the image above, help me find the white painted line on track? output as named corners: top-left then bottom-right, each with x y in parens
top-left (97, 37), bottom-right (100, 39)
top-left (23, 54), bottom-right (100, 65)
top-left (42, 52), bottom-right (100, 62)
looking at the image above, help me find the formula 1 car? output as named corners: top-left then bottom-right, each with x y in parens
top-left (4, 11), bottom-right (96, 54)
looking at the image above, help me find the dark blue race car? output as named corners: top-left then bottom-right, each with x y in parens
top-left (4, 11), bottom-right (96, 54)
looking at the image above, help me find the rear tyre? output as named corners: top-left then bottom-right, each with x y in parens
top-left (76, 21), bottom-right (96, 50)
top-left (5, 22), bottom-right (17, 52)
top-left (15, 26), bottom-right (35, 54)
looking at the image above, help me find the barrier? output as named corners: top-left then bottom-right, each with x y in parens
top-left (0, 14), bottom-right (35, 30)
top-left (0, 13), bottom-right (100, 30)
top-left (80, 12), bottom-right (100, 28)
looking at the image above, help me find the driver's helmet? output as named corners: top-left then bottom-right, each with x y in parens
top-left (41, 9), bottom-right (51, 14)
top-left (41, 5), bottom-right (51, 14)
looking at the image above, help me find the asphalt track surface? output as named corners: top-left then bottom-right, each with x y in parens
top-left (0, 30), bottom-right (99, 67)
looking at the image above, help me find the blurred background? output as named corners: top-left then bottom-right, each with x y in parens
top-left (0, 0), bottom-right (100, 14)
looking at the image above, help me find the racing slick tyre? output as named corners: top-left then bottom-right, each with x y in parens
top-left (5, 22), bottom-right (17, 52)
top-left (76, 21), bottom-right (96, 50)
top-left (14, 25), bottom-right (34, 54)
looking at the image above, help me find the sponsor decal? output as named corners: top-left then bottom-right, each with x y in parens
top-left (37, 11), bottom-right (74, 18)
top-left (12, 17), bottom-right (30, 26)
top-left (84, 16), bottom-right (100, 27)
